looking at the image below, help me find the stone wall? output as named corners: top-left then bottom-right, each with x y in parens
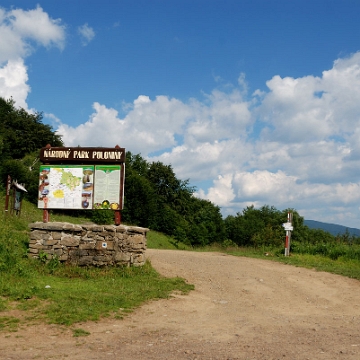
top-left (28, 222), bottom-right (148, 267)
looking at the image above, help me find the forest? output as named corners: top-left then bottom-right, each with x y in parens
top-left (1, 96), bottom-right (359, 256)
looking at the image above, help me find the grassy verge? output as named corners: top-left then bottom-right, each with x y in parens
top-left (0, 198), bottom-right (194, 332)
top-left (223, 246), bottom-right (360, 280)
top-left (147, 230), bottom-right (191, 250)
top-left (1, 261), bottom-right (193, 327)
top-left (147, 231), bottom-right (360, 281)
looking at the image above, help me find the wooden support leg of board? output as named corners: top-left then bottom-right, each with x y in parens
top-left (114, 210), bottom-right (121, 225)
top-left (43, 209), bottom-right (49, 223)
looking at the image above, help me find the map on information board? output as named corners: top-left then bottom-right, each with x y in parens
top-left (38, 165), bottom-right (94, 209)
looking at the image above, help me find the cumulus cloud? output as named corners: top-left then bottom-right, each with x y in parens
top-left (257, 53), bottom-right (360, 144)
top-left (0, 58), bottom-right (29, 109)
top-left (0, 5), bottom-right (65, 109)
top-left (57, 51), bottom-right (360, 227)
top-left (0, 5), bottom-right (65, 64)
top-left (78, 23), bottom-right (95, 46)
top-left (57, 95), bottom-right (193, 152)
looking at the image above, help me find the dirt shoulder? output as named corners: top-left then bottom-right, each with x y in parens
top-left (2, 249), bottom-right (360, 359)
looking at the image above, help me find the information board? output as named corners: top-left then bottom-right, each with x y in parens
top-left (38, 164), bottom-right (123, 210)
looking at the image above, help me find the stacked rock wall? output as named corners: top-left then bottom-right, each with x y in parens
top-left (28, 222), bottom-right (148, 267)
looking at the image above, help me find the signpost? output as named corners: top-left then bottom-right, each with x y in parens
top-left (282, 212), bottom-right (293, 256)
top-left (38, 145), bottom-right (125, 225)
top-left (4, 176), bottom-right (27, 217)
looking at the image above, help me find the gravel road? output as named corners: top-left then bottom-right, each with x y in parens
top-left (2, 249), bottom-right (360, 359)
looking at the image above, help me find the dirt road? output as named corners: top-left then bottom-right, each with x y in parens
top-left (2, 249), bottom-right (360, 359)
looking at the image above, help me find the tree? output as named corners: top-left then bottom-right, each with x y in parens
top-left (185, 198), bottom-right (226, 246)
top-left (0, 97), bottom-right (63, 160)
top-left (0, 97), bottom-right (63, 203)
top-left (225, 205), bottom-right (290, 247)
top-left (122, 165), bottom-right (157, 228)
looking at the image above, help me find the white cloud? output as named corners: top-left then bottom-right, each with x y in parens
top-left (257, 52), bottom-right (360, 144)
top-left (58, 95), bottom-right (194, 153)
top-left (196, 174), bottom-right (235, 207)
top-left (0, 5), bottom-right (65, 63)
top-left (0, 5), bottom-right (65, 109)
top-left (9, 6), bottom-right (65, 49)
top-left (56, 51), bottom-right (360, 228)
top-left (0, 58), bottom-right (29, 108)
top-left (78, 23), bottom-right (95, 46)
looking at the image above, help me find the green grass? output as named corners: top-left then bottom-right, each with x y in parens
top-left (147, 230), bottom-right (191, 250)
top-left (223, 246), bottom-right (360, 280)
top-left (0, 316), bottom-right (20, 332)
top-left (3, 193), bottom-right (360, 333)
top-left (72, 328), bottom-right (90, 337)
top-left (272, 253), bottom-right (360, 279)
top-left (0, 196), bottom-right (194, 331)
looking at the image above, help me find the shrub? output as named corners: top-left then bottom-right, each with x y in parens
top-left (90, 210), bottom-right (114, 225)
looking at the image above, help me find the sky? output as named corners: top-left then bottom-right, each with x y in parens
top-left (1, 1), bottom-right (360, 228)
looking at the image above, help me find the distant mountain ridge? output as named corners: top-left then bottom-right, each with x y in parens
top-left (304, 220), bottom-right (360, 237)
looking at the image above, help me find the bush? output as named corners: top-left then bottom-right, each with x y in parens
top-left (90, 210), bottom-right (114, 225)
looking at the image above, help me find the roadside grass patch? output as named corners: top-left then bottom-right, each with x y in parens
top-left (0, 316), bottom-right (20, 332)
top-left (0, 297), bottom-right (8, 311)
top-left (0, 259), bottom-right (193, 327)
top-left (223, 246), bottom-right (360, 280)
top-left (0, 197), bottom-right (194, 328)
top-left (72, 328), bottom-right (91, 337)
top-left (147, 230), bottom-right (190, 250)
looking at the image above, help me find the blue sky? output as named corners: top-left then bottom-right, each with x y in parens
top-left (2, 1), bottom-right (360, 228)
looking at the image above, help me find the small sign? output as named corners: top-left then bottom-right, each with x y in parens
top-left (102, 242), bottom-right (107, 249)
top-left (282, 222), bottom-right (293, 231)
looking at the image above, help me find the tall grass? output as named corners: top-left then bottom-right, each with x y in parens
top-left (291, 240), bottom-right (360, 261)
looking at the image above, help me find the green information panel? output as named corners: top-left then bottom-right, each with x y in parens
top-left (93, 165), bottom-right (121, 210)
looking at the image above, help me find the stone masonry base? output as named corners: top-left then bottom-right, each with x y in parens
top-left (28, 222), bottom-right (148, 267)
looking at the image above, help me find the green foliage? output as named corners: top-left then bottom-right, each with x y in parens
top-left (0, 97), bottom-right (63, 160)
top-left (225, 205), bottom-right (282, 246)
top-left (121, 163), bottom-right (157, 227)
top-left (0, 97), bottom-right (62, 204)
top-left (122, 152), bottom-right (226, 247)
top-left (222, 204), bottom-right (360, 263)
top-left (0, 217), bottom-right (30, 276)
top-left (38, 251), bottom-right (48, 264)
top-left (90, 209), bottom-right (114, 225)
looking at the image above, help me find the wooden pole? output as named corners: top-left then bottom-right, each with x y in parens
top-left (114, 144), bottom-right (123, 225)
top-left (43, 147), bottom-right (51, 223)
top-left (4, 175), bottom-right (11, 212)
top-left (114, 210), bottom-right (121, 225)
top-left (285, 232), bottom-right (289, 256)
